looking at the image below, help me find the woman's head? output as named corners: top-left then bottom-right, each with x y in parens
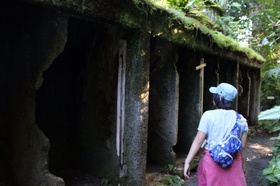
top-left (209, 83), bottom-right (238, 110)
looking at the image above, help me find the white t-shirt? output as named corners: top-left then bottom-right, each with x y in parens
top-left (198, 109), bottom-right (249, 150)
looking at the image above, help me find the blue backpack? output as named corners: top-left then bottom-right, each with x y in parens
top-left (209, 113), bottom-right (242, 168)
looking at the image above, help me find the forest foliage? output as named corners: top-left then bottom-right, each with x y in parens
top-left (165, 0), bottom-right (280, 185)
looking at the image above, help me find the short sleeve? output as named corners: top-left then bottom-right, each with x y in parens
top-left (197, 112), bottom-right (209, 134)
top-left (238, 114), bottom-right (249, 134)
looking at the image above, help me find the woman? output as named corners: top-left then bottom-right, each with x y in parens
top-left (184, 83), bottom-right (248, 186)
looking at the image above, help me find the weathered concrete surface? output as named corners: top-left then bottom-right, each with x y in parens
top-left (35, 18), bottom-right (124, 184)
top-left (1, 1), bottom-right (68, 185)
top-left (124, 30), bottom-right (150, 185)
top-left (176, 50), bottom-right (202, 152)
top-left (148, 39), bottom-right (179, 166)
top-left (20, 0), bottom-right (263, 66)
top-left (0, 0), bottom-right (263, 185)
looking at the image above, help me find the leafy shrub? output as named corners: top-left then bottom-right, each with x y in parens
top-left (259, 106), bottom-right (280, 185)
top-left (151, 164), bottom-right (184, 186)
top-left (262, 151), bottom-right (280, 185)
top-left (159, 175), bottom-right (184, 186)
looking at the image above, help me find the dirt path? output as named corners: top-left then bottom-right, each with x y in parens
top-left (245, 132), bottom-right (274, 186)
top-left (183, 132), bottom-right (274, 186)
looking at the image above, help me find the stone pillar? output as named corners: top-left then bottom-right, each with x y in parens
top-left (123, 30), bottom-right (150, 185)
top-left (148, 39), bottom-right (179, 166)
top-left (249, 68), bottom-right (261, 125)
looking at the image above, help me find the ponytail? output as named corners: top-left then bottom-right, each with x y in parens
top-left (212, 93), bottom-right (234, 110)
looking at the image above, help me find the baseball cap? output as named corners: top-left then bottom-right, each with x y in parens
top-left (209, 83), bottom-right (237, 101)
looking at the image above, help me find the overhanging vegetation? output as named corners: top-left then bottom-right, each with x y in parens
top-left (21, 0), bottom-right (264, 65)
top-left (141, 0), bottom-right (265, 63)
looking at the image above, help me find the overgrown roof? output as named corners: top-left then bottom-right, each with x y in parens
top-left (21, 0), bottom-right (265, 66)
top-left (141, 0), bottom-right (265, 63)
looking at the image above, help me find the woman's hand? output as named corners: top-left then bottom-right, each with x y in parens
top-left (184, 162), bottom-right (191, 179)
top-left (183, 131), bottom-right (206, 180)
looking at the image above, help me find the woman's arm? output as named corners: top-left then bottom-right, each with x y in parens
top-left (184, 131), bottom-right (206, 179)
top-left (240, 132), bottom-right (248, 174)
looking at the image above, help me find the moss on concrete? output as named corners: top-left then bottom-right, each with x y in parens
top-left (21, 0), bottom-right (263, 63)
top-left (142, 0), bottom-right (265, 62)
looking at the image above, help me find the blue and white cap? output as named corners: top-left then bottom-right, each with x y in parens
top-left (209, 83), bottom-right (237, 101)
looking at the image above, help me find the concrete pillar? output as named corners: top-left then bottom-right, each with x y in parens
top-left (249, 69), bottom-right (261, 125)
top-left (148, 39), bottom-right (179, 166)
top-left (123, 30), bottom-right (150, 185)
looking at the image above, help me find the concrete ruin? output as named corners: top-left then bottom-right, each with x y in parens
top-left (0, 0), bottom-right (263, 185)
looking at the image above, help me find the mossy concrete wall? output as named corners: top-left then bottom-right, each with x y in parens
top-left (21, 0), bottom-right (264, 65)
top-left (35, 17), bottom-right (124, 184)
top-left (1, 1), bottom-right (67, 185)
top-left (0, 0), bottom-right (262, 185)
top-left (77, 22), bottom-right (121, 180)
top-left (1, 0), bottom-right (150, 184)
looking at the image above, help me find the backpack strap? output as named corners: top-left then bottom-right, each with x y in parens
top-left (231, 112), bottom-right (242, 137)
top-left (236, 112), bottom-right (241, 121)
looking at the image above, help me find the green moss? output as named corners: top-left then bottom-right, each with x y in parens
top-left (142, 0), bottom-right (265, 62)
top-left (118, 12), bottom-right (139, 28)
top-left (40, 0), bottom-right (265, 62)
